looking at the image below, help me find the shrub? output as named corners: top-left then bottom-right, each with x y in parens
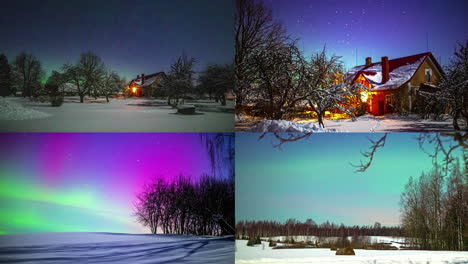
top-left (269, 241), bottom-right (277, 247)
top-left (247, 236), bottom-right (262, 247)
top-left (50, 96), bottom-right (64, 107)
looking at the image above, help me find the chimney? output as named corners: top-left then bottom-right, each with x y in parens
top-left (141, 74), bottom-right (145, 85)
top-left (381, 56), bottom-right (389, 83)
top-left (365, 57), bottom-right (372, 66)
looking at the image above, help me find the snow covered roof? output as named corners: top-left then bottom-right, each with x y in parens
top-left (346, 52), bottom-right (443, 91)
top-left (130, 72), bottom-right (166, 87)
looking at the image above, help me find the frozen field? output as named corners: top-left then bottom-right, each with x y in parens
top-left (0, 97), bottom-right (234, 132)
top-left (235, 240), bottom-right (468, 264)
top-left (240, 114), bottom-right (462, 132)
top-left (0, 232), bottom-right (234, 264)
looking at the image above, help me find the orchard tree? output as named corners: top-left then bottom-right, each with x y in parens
top-left (164, 53), bottom-right (196, 106)
top-left (0, 54), bottom-right (12, 96)
top-left (306, 48), bottom-right (364, 128)
top-left (99, 70), bottom-right (123, 102)
top-left (63, 51), bottom-right (105, 103)
top-left (235, 0), bottom-right (288, 110)
top-left (437, 41), bottom-right (468, 130)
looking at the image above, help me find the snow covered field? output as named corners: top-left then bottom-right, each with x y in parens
top-left (240, 114), bottom-right (462, 132)
top-left (0, 232), bottom-right (234, 264)
top-left (235, 240), bottom-right (468, 264)
top-left (0, 97), bottom-right (234, 132)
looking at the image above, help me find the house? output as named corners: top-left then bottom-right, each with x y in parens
top-left (346, 52), bottom-right (444, 115)
top-left (127, 72), bottom-right (166, 97)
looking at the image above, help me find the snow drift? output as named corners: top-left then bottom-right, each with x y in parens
top-left (250, 120), bottom-right (331, 133)
top-left (0, 97), bottom-right (51, 120)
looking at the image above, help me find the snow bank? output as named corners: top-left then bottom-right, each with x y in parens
top-left (0, 97), bottom-right (51, 120)
top-left (250, 120), bottom-right (330, 133)
top-left (0, 232), bottom-right (234, 264)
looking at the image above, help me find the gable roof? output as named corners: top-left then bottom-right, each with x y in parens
top-left (346, 52), bottom-right (444, 91)
top-left (130, 72), bottom-right (166, 88)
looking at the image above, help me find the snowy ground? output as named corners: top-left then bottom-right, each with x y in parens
top-left (0, 97), bottom-right (233, 132)
top-left (0, 232), bottom-right (234, 264)
top-left (238, 114), bottom-right (463, 132)
top-left (235, 240), bottom-right (468, 264)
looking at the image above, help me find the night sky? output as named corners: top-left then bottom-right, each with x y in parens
top-left (267, 0), bottom-right (467, 70)
top-left (236, 133), bottom-right (465, 226)
top-left (0, 0), bottom-right (234, 80)
top-left (0, 133), bottom-right (230, 234)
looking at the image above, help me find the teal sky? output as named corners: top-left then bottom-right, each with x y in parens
top-left (236, 133), bottom-right (464, 226)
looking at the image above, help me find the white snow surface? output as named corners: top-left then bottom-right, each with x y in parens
top-left (250, 120), bottom-right (330, 133)
top-left (244, 114), bottom-right (461, 132)
top-left (0, 232), bottom-right (234, 264)
top-left (0, 97), bottom-right (233, 132)
top-left (236, 240), bottom-right (468, 264)
top-left (0, 97), bottom-right (51, 120)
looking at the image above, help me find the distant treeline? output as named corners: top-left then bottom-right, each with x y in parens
top-left (134, 174), bottom-right (234, 236)
top-left (236, 219), bottom-right (403, 239)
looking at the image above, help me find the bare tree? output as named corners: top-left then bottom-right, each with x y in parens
top-left (99, 70), bottom-right (123, 102)
top-left (0, 54), bottom-right (13, 96)
top-left (164, 53), bottom-right (196, 106)
top-left (13, 53), bottom-right (43, 97)
top-left (235, 0), bottom-right (288, 110)
top-left (63, 51), bottom-right (105, 103)
top-left (306, 48), bottom-right (365, 128)
top-left (420, 41), bottom-right (468, 130)
top-left (199, 64), bottom-right (234, 105)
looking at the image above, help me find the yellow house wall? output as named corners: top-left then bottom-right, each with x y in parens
top-left (409, 58), bottom-right (442, 86)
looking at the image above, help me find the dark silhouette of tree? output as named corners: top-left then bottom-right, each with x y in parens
top-left (134, 174), bottom-right (234, 236)
top-left (236, 219), bottom-right (402, 240)
top-left (0, 54), bottom-right (12, 96)
top-left (199, 64), bottom-right (234, 106)
top-left (164, 53), bottom-right (196, 106)
top-left (420, 40), bottom-right (468, 130)
top-left (62, 51), bottom-right (105, 103)
top-left (13, 53), bottom-right (43, 97)
top-left (235, 0), bottom-right (288, 110)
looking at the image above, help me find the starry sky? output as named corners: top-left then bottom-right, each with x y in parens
top-left (0, 133), bottom-right (231, 234)
top-left (0, 0), bottom-right (234, 81)
top-left (266, 0), bottom-right (468, 70)
top-left (236, 133), bottom-right (465, 226)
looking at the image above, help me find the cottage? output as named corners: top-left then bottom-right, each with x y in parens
top-left (127, 72), bottom-right (166, 97)
top-left (346, 52), bottom-right (444, 115)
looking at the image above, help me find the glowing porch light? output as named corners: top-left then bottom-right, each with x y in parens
top-left (132, 87), bottom-right (137, 93)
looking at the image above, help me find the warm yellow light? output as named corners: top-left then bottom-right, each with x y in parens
top-left (132, 87), bottom-right (137, 93)
top-left (361, 91), bottom-right (369, 102)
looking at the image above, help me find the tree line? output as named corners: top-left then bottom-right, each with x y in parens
top-left (236, 219), bottom-right (402, 239)
top-left (400, 160), bottom-right (467, 251)
top-left (164, 52), bottom-right (234, 106)
top-left (134, 174), bottom-right (234, 236)
top-left (0, 51), bottom-right (234, 106)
